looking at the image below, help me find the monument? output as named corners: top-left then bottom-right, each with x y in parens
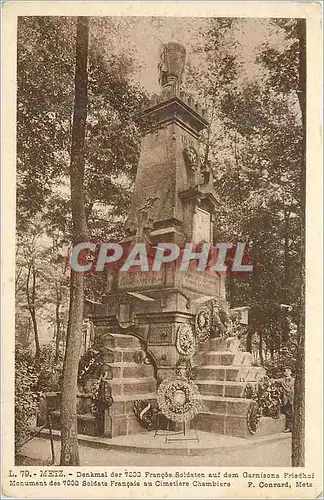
top-left (47, 43), bottom-right (285, 440)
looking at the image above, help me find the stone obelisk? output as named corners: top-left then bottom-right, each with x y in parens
top-left (91, 42), bottom-right (226, 382)
top-left (79, 44), bottom-right (285, 440)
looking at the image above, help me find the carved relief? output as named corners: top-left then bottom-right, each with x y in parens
top-left (148, 324), bottom-right (173, 344)
top-left (183, 145), bottom-right (204, 186)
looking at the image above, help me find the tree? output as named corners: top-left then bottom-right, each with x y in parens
top-left (17, 15), bottom-right (147, 350)
top-left (16, 17), bottom-right (75, 231)
top-left (188, 19), bottom-right (303, 360)
top-left (60, 16), bottom-right (89, 466)
top-left (188, 24), bottom-right (306, 466)
top-left (258, 18), bottom-right (306, 466)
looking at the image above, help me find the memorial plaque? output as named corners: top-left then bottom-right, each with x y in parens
top-left (148, 324), bottom-right (174, 344)
top-left (193, 207), bottom-right (211, 243)
top-left (179, 269), bottom-right (220, 296)
top-left (118, 269), bottom-right (164, 289)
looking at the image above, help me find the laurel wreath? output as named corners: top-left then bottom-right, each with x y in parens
top-left (176, 324), bottom-right (196, 357)
top-left (157, 377), bottom-right (202, 422)
top-left (195, 306), bottom-right (212, 344)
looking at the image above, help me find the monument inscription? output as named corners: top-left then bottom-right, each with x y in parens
top-left (179, 268), bottom-right (221, 296)
top-left (118, 270), bottom-right (165, 289)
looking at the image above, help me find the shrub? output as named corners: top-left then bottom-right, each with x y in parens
top-left (34, 343), bottom-right (63, 393)
top-left (15, 348), bottom-right (39, 451)
top-left (15, 343), bottom-right (63, 452)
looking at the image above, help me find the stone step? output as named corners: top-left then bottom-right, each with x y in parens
top-left (200, 395), bottom-right (251, 415)
top-left (197, 366), bottom-right (265, 383)
top-left (195, 351), bottom-right (252, 367)
top-left (104, 333), bottom-right (142, 349)
top-left (51, 410), bottom-right (102, 437)
top-left (108, 413), bottom-right (150, 438)
top-left (193, 412), bottom-right (286, 439)
top-left (110, 394), bottom-right (157, 417)
top-left (106, 378), bottom-right (157, 397)
top-left (198, 366), bottom-right (241, 382)
top-left (199, 338), bottom-right (234, 352)
top-left (105, 392), bottom-right (158, 437)
top-left (106, 362), bottom-right (154, 379)
top-left (196, 380), bottom-right (257, 398)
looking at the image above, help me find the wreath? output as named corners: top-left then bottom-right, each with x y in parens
top-left (247, 400), bottom-right (262, 434)
top-left (78, 347), bottom-right (104, 388)
top-left (133, 400), bottom-right (159, 430)
top-left (244, 377), bottom-right (283, 434)
top-left (176, 324), bottom-right (196, 357)
top-left (91, 373), bottom-right (113, 418)
top-left (157, 377), bottom-right (202, 422)
top-left (175, 357), bottom-right (198, 381)
top-left (195, 306), bottom-right (212, 344)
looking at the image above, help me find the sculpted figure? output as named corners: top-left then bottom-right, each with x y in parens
top-left (158, 42), bottom-right (186, 96)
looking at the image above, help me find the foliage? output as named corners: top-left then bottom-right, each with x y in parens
top-left (16, 16), bottom-right (150, 351)
top-left (245, 376), bottom-right (283, 421)
top-left (15, 347), bottom-right (39, 451)
top-left (34, 343), bottom-right (63, 392)
top-left (77, 346), bottom-right (114, 417)
top-left (15, 222), bottom-right (70, 359)
top-left (17, 17), bottom-right (75, 230)
top-left (15, 343), bottom-right (62, 452)
top-left (187, 19), bottom-right (305, 366)
top-left (17, 16), bottom-right (148, 229)
top-left (175, 357), bottom-right (198, 381)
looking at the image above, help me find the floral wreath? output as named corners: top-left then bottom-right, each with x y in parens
top-left (176, 324), bottom-right (196, 357)
top-left (246, 400), bottom-right (262, 434)
top-left (195, 305), bottom-right (212, 344)
top-left (157, 377), bottom-right (202, 422)
top-left (133, 399), bottom-right (159, 430)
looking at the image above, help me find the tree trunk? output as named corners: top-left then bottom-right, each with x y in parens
top-left (283, 207), bottom-right (290, 305)
top-left (292, 19), bottom-right (306, 468)
top-left (54, 282), bottom-right (62, 364)
top-left (258, 331), bottom-right (264, 365)
top-left (60, 16), bottom-right (89, 467)
top-left (26, 260), bottom-right (40, 358)
top-left (246, 243), bottom-right (259, 353)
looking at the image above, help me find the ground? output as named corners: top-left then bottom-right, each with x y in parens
top-left (17, 431), bottom-right (291, 467)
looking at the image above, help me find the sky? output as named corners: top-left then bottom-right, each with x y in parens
top-left (91, 16), bottom-right (286, 94)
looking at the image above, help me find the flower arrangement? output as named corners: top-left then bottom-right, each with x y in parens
top-left (244, 376), bottom-right (283, 434)
top-left (246, 400), bottom-right (262, 434)
top-left (77, 346), bottom-right (111, 418)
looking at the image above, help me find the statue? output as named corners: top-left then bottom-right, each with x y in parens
top-left (158, 42), bottom-right (186, 97)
